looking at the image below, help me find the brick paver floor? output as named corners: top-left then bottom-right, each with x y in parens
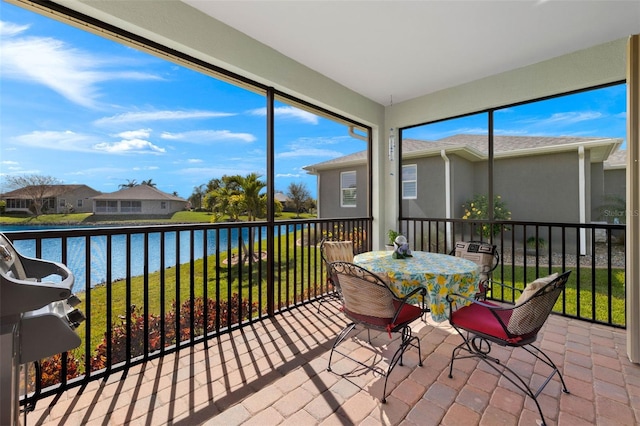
top-left (27, 302), bottom-right (640, 425)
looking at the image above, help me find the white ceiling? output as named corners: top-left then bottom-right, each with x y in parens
top-left (183, 0), bottom-right (640, 106)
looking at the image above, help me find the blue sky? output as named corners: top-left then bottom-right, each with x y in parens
top-left (0, 1), bottom-right (365, 200)
top-left (404, 83), bottom-right (627, 144)
top-left (0, 2), bottom-right (627, 202)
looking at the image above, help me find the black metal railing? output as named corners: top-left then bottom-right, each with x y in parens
top-left (402, 217), bottom-right (626, 328)
top-left (5, 218), bottom-right (371, 405)
top-left (8, 216), bottom-right (625, 406)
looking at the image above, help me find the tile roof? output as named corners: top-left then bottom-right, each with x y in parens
top-left (1, 184), bottom-right (99, 199)
top-left (604, 147), bottom-right (627, 169)
top-left (405, 134), bottom-right (617, 155)
top-left (92, 185), bottom-right (186, 201)
top-left (305, 134), bottom-right (622, 170)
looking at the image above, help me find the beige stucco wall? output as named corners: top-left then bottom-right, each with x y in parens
top-left (317, 164), bottom-right (368, 218)
top-left (55, 186), bottom-right (100, 213)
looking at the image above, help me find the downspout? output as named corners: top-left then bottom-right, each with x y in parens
top-left (348, 126), bottom-right (368, 142)
top-left (578, 146), bottom-right (586, 255)
top-left (314, 170), bottom-right (321, 217)
top-left (441, 150), bottom-right (452, 247)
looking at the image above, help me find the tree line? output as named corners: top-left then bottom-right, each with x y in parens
top-left (188, 173), bottom-right (315, 220)
top-left (1, 173), bottom-right (315, 220)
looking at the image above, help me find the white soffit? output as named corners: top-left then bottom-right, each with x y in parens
top-left (182, 0), bottom-right (640, 105)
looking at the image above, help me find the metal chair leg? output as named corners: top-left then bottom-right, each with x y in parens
top-left (327, 322), bottom-right (356, 372)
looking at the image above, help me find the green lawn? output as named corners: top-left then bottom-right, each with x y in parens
top-left (0, 212), bottom-right (94, 224)
top-left (491, 266), bottom-right (625, 326)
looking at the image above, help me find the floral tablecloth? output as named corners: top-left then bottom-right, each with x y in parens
top-left (353, 251), bottom-right (480, 322)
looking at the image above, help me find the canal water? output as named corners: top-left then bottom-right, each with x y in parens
top-left (1, 224), bottom-right (303, 293)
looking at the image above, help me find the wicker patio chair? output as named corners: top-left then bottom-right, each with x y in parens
top-left (327, 261), bottom-right (426, 403)
top-left (316, 239), bottom-right (354, 313)
top-left (447, 270), bottom-right (572, 426)
top-left (450, 240), bottom-right (499, 300)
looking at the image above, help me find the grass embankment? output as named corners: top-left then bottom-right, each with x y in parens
top-left (73, 235), bottom-right (324, 358)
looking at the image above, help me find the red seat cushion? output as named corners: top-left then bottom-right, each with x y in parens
top-left (451, 301), bottom-right (512, 341)
top-left (344, 300), bottom-right (422, 330)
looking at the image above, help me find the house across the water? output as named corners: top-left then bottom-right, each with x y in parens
top-left (91, 185), bottom-right (188, 216)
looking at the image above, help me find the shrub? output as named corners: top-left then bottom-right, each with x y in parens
top-left (462, 194), bottom-right (511, 238)
top-left (322, 225), bottom-right (367, 252)
top-left (89, 294), bottom-right (259, 371)
top-left (29, 353), bottom-right (82, 390)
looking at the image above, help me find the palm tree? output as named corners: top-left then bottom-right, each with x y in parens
top-left (119, 179), bottom-right (138, 189)
top-left (208, 185), bottom-right (241, 221)
top-left (141, 179), bottom-right (156, 187)
top-left (233, 173), bottom-right (266, 221)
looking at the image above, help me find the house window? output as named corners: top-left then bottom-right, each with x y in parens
top-left (161, 201), bottom-right (167, 209)
top-left (77, 199), bottom-right (83, 207)
top-left (341, 171), bottom-right (357, 207)
top-left (402, 165), bottom-right (417, 199)
top-left (96, 200), bottom-right (118, 213)
top-left (7, 199), bottom-right (27, 209)
top-left (121, 201), bottom-right (142, 213)
top-left (58, 198), bottom-right (66, 207)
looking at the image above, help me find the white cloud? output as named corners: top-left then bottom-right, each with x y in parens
top-left (94, 139), bottom-right (165, 154)
top-left (548, 111), bottom-right (604, 124)
top-left (276, 135), bottom-right (355, 159)
top-left (1, 160), bottom-right (19, 165)
top-left (132, 166), bottom-right (160, 171)
top-left (115, 129), bottom-right (152, 139)
top-left (525, 111), bottom-right (604, 126)
top-left (0, 25), bottom-right (162, 108)
top-left (187, 159), bottom-right (204, 163)
top-left (11, 130), bottom-right (166, 155)
top-left (12, 130), bottom-right (98, 152)
top-left (248, 106), bottom-right (319, 124)
top-left (161, 129), bottom-right (256, 143)
top-left (95, 110), bottom-right (235, 125)
top-left (277, 147), bottom-right (344, 159)
top-left (66, 167), bottom-right (127, 176)
top-left (0, 21), bottom-right (29, 37)
top-left (276, 173), bottom-right (301, 178)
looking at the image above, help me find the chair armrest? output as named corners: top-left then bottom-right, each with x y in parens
top-left (391, 286), bottom-right (426, 323)
top-left (400, 286), bottom-right (427, 300)
top-left (447, 292), bottom-right (513, 312)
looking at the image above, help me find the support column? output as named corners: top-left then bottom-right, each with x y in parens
top-left (441, 150), bottom-right (452, 246)
top-left (627, 34), bottom-right (640, 364)
top-left (578, 145), bottom-right (587, 255)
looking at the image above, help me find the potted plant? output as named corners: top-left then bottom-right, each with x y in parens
top-left (386, 229), bottom-right (400, 251)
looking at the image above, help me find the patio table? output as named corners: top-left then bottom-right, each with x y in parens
top-left (353, 251), bottom-right (480, 322)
